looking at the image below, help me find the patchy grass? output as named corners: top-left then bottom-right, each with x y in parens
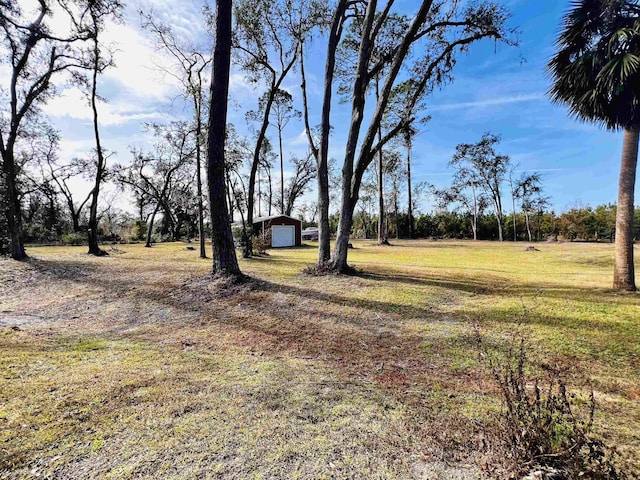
top-left (0, 240), bottom-right (638, 478)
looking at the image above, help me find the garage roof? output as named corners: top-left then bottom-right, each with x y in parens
top-left (253, 215), bottom-right (301, 224)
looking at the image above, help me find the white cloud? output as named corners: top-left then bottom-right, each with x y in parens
top-left (430, 93), bottom-right (545, 112)
top-left (102, 22), bottom-right (182, 100)
top-left (58, 138), bottom-right (95, 161)
top-left (288, 129), bottom-right (311, 148)
top-left (43, 87), bottom-right (167, 126)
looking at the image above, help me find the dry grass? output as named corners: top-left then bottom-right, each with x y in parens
top-left (0, 240), bottom-right (638, 478)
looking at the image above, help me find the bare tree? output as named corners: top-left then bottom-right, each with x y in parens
top-left (116, 122), bottom-right (195, 247)
top-left (326, 1), bottom-right (514, 271)
top-left (516, 172), bottom-right (547, 242)
top-left (450, 133), bottom-right (511, 242)
top-left (234, 0), bottom-right (300, 256)
top-left (250, 89), bottom-right (300, 214)
top-left (72, 0), bottom-right (123, 256)
top-left (0, 1), bottom-right (95, 259)
top-left (280, 153), bottom-right (316, 216)
top-left (142, 14), bottom-right (211, 259)
top-left (45, 153), bottom-right (93, 233)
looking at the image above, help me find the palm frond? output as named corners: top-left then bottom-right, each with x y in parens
top-left (547, 0), bottom-right (640, 130)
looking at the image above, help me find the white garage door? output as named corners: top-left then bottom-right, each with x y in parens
top-left (271, 225), bottom-right (295, 247)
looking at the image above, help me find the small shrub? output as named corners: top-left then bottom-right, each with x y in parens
top-left (253, 231), bottom-right (271, 255)
top-left (130, 220), bottom-right (147, 241)
top-left (231, 225), bottom-right (246, 246)
top-left (475, 325), bottom-right (626, 479)
top-left (62, 232), bottom-right (86, 246)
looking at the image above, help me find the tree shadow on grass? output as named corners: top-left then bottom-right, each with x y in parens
top-left (356, 266), bottom-right (640, 307)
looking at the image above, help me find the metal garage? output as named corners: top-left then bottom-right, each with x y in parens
top-left (253, 215), bottom-right (303, 247)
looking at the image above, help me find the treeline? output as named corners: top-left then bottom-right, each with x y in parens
top-left (6, 195), bottom-right (638, 248)
top-left (347, 204), bottom-right (640, 242)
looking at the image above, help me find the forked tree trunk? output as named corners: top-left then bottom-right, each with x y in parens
top-left (316, 0), bottom-right (349, 264)
top-left (207, 0), bottom-right (241, 276)
top-left (524, 209), bottom-right (532, 242)
top-left (333, 198), bottom-right (356, 272)
top-left (613, 126), bottom-right (638, 291)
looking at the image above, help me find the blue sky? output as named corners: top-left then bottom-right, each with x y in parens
top-left (11, 0), bottom-right (636, 216)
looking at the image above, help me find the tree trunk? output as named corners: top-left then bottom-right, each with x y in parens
top-left (376, 79), bottom-right (386, 245)
top-left (71, 209), bottom-right (82, 232)
top-left (406, 136), bottom-right (413, 239)
top-left (207, 0), bottom-right (241, 276)
top-left (225, 167), bottom-right (235, 223)
top-left (145, 204), bottom-right (159, 247)
top-left (394, 179), bottom-right (399, 239)
top-left (316, 0), bottom-right (348, 264)
top-left (377, 150), bottom-right (385, 243)
top-left (524, 209), bottom-right (532, 242)
top-left (266, 165), bottom-right (273, 216)
top-left (279, 125), bottom-right (285, 215)
top-left (87, 36), bottom-right (107, 257)
top-left (613, 126), bottom-right (638, 291)
top-left (257, 167), bottom-right (262, 218)
top-left (195, 95), bottom-right (207, 259)
top-left (333, 195), bottom-right (356, 272)
top-left (2, 150), bottom-right (26, 260)
top-left (471, 182), bottom-right (478, 240)
top-left (511, 178), bottom-right (517, 241)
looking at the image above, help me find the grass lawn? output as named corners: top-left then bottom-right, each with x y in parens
top-left (1, 240), bottom-right (638, 478)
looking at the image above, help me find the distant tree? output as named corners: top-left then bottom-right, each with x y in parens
top-left (401, 124), bottom-right (418, 239)
top-left (207, 0), bottom-right (241, 276)
top-left (450, 134), bottom-right (510, 241)
top-left (0, 1), bottom-right (94, 259)
top-left (431, 180), bottom-right (489, 241)
top-left (325, 2), bottom-right (514, 271)
top-left (142, 14), bottom-right (211, 259)
top-left (44, 151), bottom-right (91, 234)
top-left (249, 89), bottom-right (300, 215)
top-left (508, 165), bottom-right (519, 241)
top-left (75, 0), bottom-right (123, 256)
top-left (515, 172), bottom-right (547, 242)
top-left (116, 122), bottom-right (195, 247)
top-left (280, 153), bottom-right (316, 217)
top-left (15, 124), bottom-right (67, 239)
top-left (224, 124), bottom-right (252, 224)
top-left (593, 203), bottom-right (617, 240)
top-left (255, 139), bottom-right (276, 217)
top-left (558, 206), bottom-right (597, 241)
top-left (234, 0), bottom-right (303, 256)
top-left (548, 0), bottom-right (640, 290)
